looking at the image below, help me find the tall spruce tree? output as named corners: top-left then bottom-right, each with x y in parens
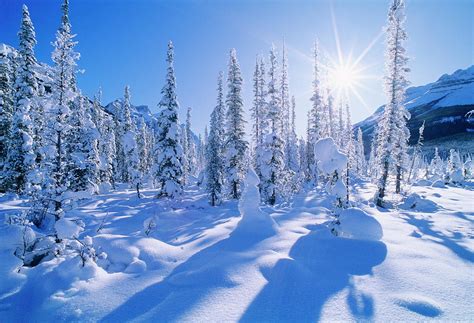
top-left (281, 41), bottom-right (291, 166)
top-left (3, 5), bottom-right (38, 194)
top-left (43, 0), bottom-right (80, 220)
top-left (374, 0), bottom-right (411, 206)
top-left (261, 45), bottom-right (285, 205)
top-left (308, 40), bottom-right (324, 182)
top-left (154, 41), bottom-right (184, 198)
top-left (224, 48), bottom-right (248, 199)
top-left (0, 47), bottom-right (16, 191)
top-left (407, 121), bottom-right (425, 182)
top-left (251, 58), bottom-right (261, 152)
top-left (355, 127), bottom-right (366, 176)
top-left (136, 116), bottom-right (149, 180)
top-left (287, 96), bottom-right (300, 172)
top-left (253, 57), bottom-right (268, 185)
top-left (206, 72), bottom-right (226, 206)
top-left (327, 91), bottom-right (336, 139)
top-left (184, 107), bottom-right (196, 178)
top-left (66, 95), bottom-right (100, 193)
top-left (98, 109), bottom-right (117, 190)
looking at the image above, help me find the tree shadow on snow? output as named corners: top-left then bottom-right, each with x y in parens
top-left (240, 224), bottom-right (387, 322)
top-left (401, 214), bottom-right (474, 263)
top-left (100, 222), bottom-right (276, 322)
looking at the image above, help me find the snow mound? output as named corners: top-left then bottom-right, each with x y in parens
top-left (55, 218), bottom-right (83, 239)
top-left (338, 208), bottom-right (383, 241)
top-left (413, 179), bottom-right (432, 187)
top-left (400, 193), bottom-right (439, 212)
top-left (448, 169), bottom-right (464, 184)
top-left (394, 294), bottom-right (443, 317)
top-left (432, 180), bottom-right (447, 188)
top-left (314, 137), bottom-right (348, 174)
top-left (93, 235), bottom-right (140, 272)
top-left (124, 258), bottom-right (147, 273)
top-left (234, 168), bottom-right (278, 237)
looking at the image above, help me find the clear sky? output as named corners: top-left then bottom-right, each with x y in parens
top-left (1, 0), bottom-right (473, 136)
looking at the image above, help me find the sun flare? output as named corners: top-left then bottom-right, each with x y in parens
top-left (329, 63), bottom-right (359, 90)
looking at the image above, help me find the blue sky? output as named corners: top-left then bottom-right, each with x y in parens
top-left (1, 0), bottom-right (472, 136)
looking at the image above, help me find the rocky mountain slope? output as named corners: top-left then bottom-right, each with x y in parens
top-left (356, 65), bottom-right (474, 156)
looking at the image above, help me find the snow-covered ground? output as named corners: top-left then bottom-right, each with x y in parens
top-left (0, 180), bottom-right (473, 322)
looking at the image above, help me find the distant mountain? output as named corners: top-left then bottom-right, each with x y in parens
top-left (356, 65), bottom-right (474, 156)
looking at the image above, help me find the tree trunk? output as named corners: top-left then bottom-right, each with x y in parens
top-left (136, 183), bottom-right (141, 199)
top-left (395, 165), bottom-right (402, 194)
top-left (376, 161), bottom-right (389, 207)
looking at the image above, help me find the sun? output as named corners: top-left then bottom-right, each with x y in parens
top-left (329, 62), bottom-right (359, 90)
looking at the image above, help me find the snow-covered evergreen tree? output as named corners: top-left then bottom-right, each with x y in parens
top-left (447, 149), bottom-right (463, 183)
top-left (66, 96), bottom-right (100, 193)
top-left (298, 137), bottom-right (307, 178)
top-left (286, 96), bottom-right (300, 172)
top-left (184, 107), bottom-right (196, 178)
top-left (3, 5), bottom-right (39, 194)
top-left (308, 40), bottom-right (324, 182)
top-left (251, 58), bottom-right (262, 151)
top-left (337, 102), bottom-right (345, 147)
top-left (206, 72), bottom-right (226, 206)
top-left (281, 41), bottom-right (291, 167)
top-left (181, 122), bottom-right (188, 183)
top-left (114, 86), bottom-right (135, 183)
top-left (327, 91), bottom-right (336, 139)
top-left (260, 45), bottom-right (285, 205)
top-left (3, 98), bottom-right (35, 194)
top-left (98, 110), bottom-right (116, 190)
top-left (429, 147), bottom-right (444, 179)
top-left (119, 86), bottom-right (140, 194)
top-left (196, 133), bottom-right (206, 174)
top-left (154, 41), bottom-right (184, 198)
top-left (374, 0), bottom-right (411, 206)
top-left (368, 124), bottom-right (379, 179)
top-left (354, 127), bottom-right (366, 176)
top-left (407, 121), bottom-right (425, 182)
top-left (224, 48), bottom-right (248, 199)
top-left (305, 110), bottom-right (314, 180)
top-left (252, 57), bottom-right (268, 186)
top-left (0, 47), bottom-right (18, 191)
top-left (342, 104), bottom-right (355, 170)
top-left (42, 0), bottom-right (80, 221)
top-left (136, 116), bottom-right (149, 180)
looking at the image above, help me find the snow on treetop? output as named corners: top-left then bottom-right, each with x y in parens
top-left (314, 137), bottom-right (348, 174)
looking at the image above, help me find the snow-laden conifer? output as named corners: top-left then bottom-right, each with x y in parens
top-left (154, 41), bottom-right (184, 198)
top-left (224, 49), bottom-right (248, 199)
top-left (0, 48), bottom-right (16, 191)
top-left (286, 96), bottom-right (300, 172)
top-left (407, 121), bottom-right (425, 182)
top-left (42, 0), bottom-right (80, 221)
top-left (374, 0), bottom-right (411, 206)
top-left (354, 127), bottom-right (366, 176)
top-left (260, 45), bottom-right (285, 205)
top-left (281, 41), bottom-right (291, 166)
top-left (184, 107), bottom-right (196, 178)
top-left (3, 5), bottom-right (39, 194)
top-left (206, 72), bottom-right (226, 206)
top-left (136, 116), bottom-right (149, 180)
top-left (66, 96), bottom-right (100, 193)
top-left (308, 40), bottom-right (323, 182)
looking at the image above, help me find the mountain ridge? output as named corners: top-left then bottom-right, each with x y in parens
top-left (356, 65), bottom-right (474, 156)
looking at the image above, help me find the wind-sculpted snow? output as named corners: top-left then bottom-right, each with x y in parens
top-left (234, 168), bottom-right (278, 237)
top-left (0, 181), bottom-right (473, 321)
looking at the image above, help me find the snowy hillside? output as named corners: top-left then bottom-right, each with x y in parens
top-left (357, 65), bottom-right (474, 155)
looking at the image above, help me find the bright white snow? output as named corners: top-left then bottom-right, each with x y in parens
top-left (0, 180), bottom-right (473, 322)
